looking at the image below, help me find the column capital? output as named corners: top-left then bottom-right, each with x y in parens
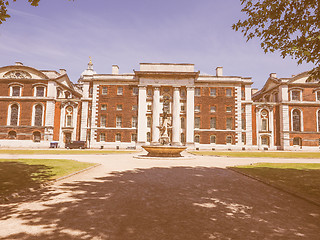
top-left (154, 87), bottom-right (160, 91)
top-left (173, 87), bottom-right (180, 91)
top-left (187, 86), bottom-right (195, 90)
top-left (138, 85), bottom-right (147, 89)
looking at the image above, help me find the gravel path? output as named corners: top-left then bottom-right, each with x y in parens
top-left (0, 153), bottom-right (319, 239)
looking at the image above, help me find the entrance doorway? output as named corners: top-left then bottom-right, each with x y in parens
top-left (64, 132), bottom-right (72, 144)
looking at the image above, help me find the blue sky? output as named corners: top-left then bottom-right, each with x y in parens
top-left (0, 0), bottom-right (315, 89)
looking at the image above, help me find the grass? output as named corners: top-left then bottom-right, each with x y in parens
top-left (0, 149), bottom-right (138, 155)
top-left (230, 163), bottom-right (320, 205)
top-left (189, 151), bottom-right (320, 159)
top-left (0, 159), bottom-right (96, 199)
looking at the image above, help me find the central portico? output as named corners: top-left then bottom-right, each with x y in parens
top-left (135, 63), bottom-right (199, 147)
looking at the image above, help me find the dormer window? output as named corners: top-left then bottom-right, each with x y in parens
top-left (291, 90), bottom-right (301, 101)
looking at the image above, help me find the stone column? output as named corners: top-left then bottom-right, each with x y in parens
top-left (152, 87), bottom-right (161, 143)
top-left (137, 86), bottom-right (147, 144)
top-left (186, 87), bottom-right (194, 146)
top-left (172, 87), bottom-right (181, 145)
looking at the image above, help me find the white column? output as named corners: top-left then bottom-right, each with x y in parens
top-left (235, 86), bottom-right (242, 146)
top-left (245, 104), bottom-right (253, 146)
top-left (186, 87), bottom-right (194, 145)
top-left (138, 86), bottom-right (147, 143)
top-left (172, 87), bottom-right (181, 145)
top-left (269, 108), bottom-right (274, 149)
top-left (152, 87), bottom-right (160, 143)
top-left (80, 101), bottom-right (89, 141)
top-left (90, 83), bottom-right (99, 147)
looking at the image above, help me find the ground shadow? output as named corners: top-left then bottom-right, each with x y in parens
top-left (1, 167), bottom-right (319, 240)
top-left (231, 167), bottom-right (320, 205)
top-left (0, 161), bottom-right (54, 200)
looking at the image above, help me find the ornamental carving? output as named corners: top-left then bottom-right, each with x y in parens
top-left (4, 71), bottom-right (32, 79)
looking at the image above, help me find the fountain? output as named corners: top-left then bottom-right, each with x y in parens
top-left (142, 111), bottom-right (187, 157)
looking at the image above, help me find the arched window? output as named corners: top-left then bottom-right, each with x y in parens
top-left (8, 131), bottom-right (16, 139)
top-left (34, 104), bottom-right (43, 126)
top-left (292, 109), bottom-right (301, 131)
top-left (65, 106), bottom-right (73, 127)
top-left (194, 135), bottom-right (200, 143)
top-left (226, 135), bottom-right (232, 144)
top-left (10, 104), bottom-right (19, 126)
top-left (210, 135), bottom-right (216, 144)
top-left (33, 131), bottom-right (41, 142)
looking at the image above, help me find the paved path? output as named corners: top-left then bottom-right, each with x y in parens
top-left (0, 153), bottom-right (319, 239)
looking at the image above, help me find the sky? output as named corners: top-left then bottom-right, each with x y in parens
top-left (0, 0), bottom-right (315, 89)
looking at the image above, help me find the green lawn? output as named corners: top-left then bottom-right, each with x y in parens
top-left (0, 159), bottom-right (96, 199)
top-left (230, 163), bottom-right (320, 205)
top-left (190, 151), bottom-right (320, 159)
top-left (0, 149), bottom-right (138, 155)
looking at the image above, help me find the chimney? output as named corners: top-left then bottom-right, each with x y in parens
top-left (112, 65), bottom-right (119, 74)
top-left (60, 69), bottom-right (67, 75)
top-left (216, 67), bottom-right (223, 76)
top-left (270, 73), bottom-right (277, 78)
top-left (15, 62), bottom-right (23, 66)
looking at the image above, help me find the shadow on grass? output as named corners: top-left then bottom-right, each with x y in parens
top-left (0, 161), bottom-right (54, 200)
top-left (1, 167), bottom-right (320, 240)
top-left (230, 167), bottom-right (320, 206)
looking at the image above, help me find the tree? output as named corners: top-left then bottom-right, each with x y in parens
top-left (233, 0), bottom-right (320, 79)
top-left (1, 0), bottom-right (40, 24)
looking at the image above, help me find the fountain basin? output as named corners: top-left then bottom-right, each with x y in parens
top-left (142, 145), bottom-right (187, 157)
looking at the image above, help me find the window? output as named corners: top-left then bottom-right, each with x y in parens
top-left (100, 115), bottom-right (106, 127)
top-left (65, 106), bottom-right (73, 127)
top-left (210, 135), bottom-right (216, 144)
top-left (101, 104), bottom-right (107, 110)
top-left (181, 89), bottom-right (186, 97)
top-left (147, 117), bottom-right (151, 128)
top-left (195, 117), bottom-right (200, 128)
top-left (147, 103), bottom-right (152, 111)
top-left (210, 106), bottom-right (216, 113)
top-left (242, 118), bottom-right (246, 130)
top-left (226, 89), bottom-right (232, 97)
top-left (116, 133), bottom-right (121, 142)
top-left (34, 104), bottom-right (43, 126)
top-left (132, 117), bottom-right (137, 128)
top-left (147, 132), bottom-right (151, 142)
top-left (226, 118), bottom-right (232, 130)
top-left (181, 104), bottom-right (185, 112)
top-left (194, 135), bottom-right (200, 143)
top-left (10, 104), bottom-right (19, 126)
top-left (226, 107), bottom-right (232, 113)
top-left (33, 131), bottom-right (41, 142)
top-left (181, 117), bottom-right (185, 128)
top-left (241, 90), bottom-right (245, 99)
top-left (291, 90), bottom-right (301, 101)
top-left (12, 86), bottom-right (21, 96)
top-left (226, 135), bottom-right (232, 144)
top-left (8, 131), bottom-right (16, 139)
top-left (210, 88), bottom-right (216, 96)
top-left (147, 89), bottom-right (152, 96)
top-left (261, 136), bottom-right (269, 146)
top-left (132, 87), bottom-right (138, 95)
top-left (317, 92), bottom-right (320, 101)
top-left (292, 109), bottom-right (301, 131)
top-left (102, 87), bottom-right (108, 95)
top-left (195, 88), bottom-right (200, 96)
top-left (131, 134), bottom-right (137, 142)
top-left (242, 133), bottom-right (246, 144)
top-left (318, 110), bottom-right (320, 131)
top-left (116, 116), bottom-right (122, 128)
top-left (181, 133), bottom-right (185, 143)
top-left (195, 105), bottom-right (200, 112)
top-left (261, 110), bottom-right (268, 131)
top-left (132, 105), bottom-right (137, 111)
top-left (293, 137), bottom-right (301, 146)
top-left (100, 133), bottom-right (106, 142)
top-left (36, 87), bottom-right (45, 97)
top-left (210, 117), bottom-right (216, 129)
top-left (117, 104), bottom-right (123, 111)
top-left (117, 87), bottom-right (123, 95)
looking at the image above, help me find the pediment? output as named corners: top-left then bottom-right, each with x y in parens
top-left (260, 77), bottom-right (280, 93)
top-left (0, 65), bottom-right (49, 80)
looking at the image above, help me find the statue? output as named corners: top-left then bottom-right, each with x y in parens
top-left (157, 111), bottom-right (171, 145)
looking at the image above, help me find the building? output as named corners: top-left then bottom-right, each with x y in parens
top-left (0, 62), bottom-right (82, 148)
top-left (0, 60), bottom-right (319, 150)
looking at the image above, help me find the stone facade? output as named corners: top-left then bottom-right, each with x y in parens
top-left (0, 61), bottom-right (319, 150)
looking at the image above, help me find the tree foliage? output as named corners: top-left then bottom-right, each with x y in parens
top-left (0, 0), bottom-right (40, 24)
top-left (233, 0), bottom-right (320, 79)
